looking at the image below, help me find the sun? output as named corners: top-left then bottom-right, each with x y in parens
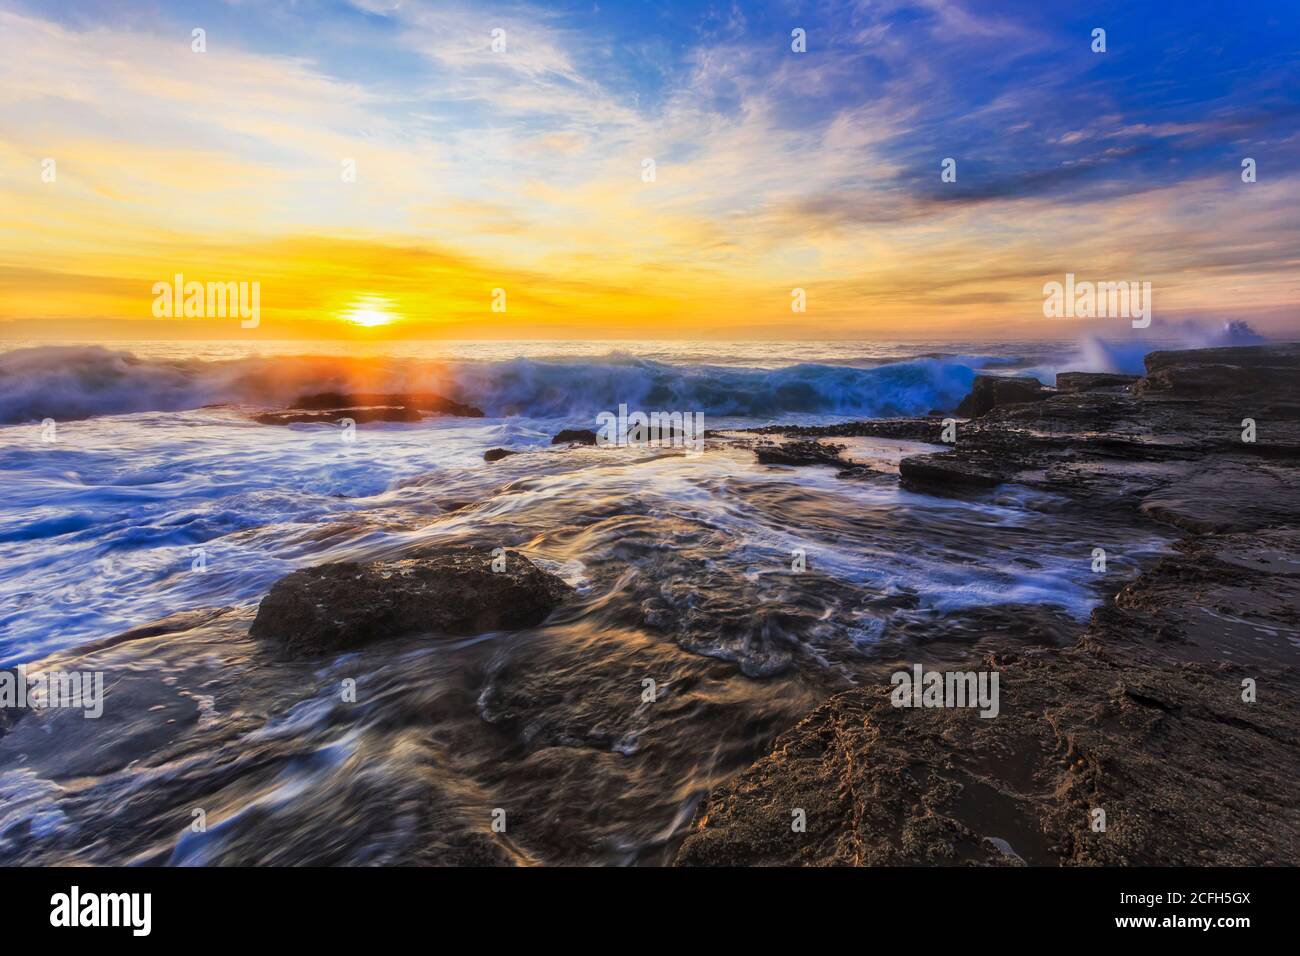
top-left (340, 294), bottom-right (399, 327)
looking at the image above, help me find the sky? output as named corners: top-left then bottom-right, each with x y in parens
top-left (0, 0), bottom-right (1296, 341)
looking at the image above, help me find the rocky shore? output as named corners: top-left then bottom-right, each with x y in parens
top-left (4, 343), bottom-right (1296, 868)
top-left (674, 343), bottom-right (1300, 865)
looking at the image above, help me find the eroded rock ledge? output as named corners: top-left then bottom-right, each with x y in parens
top-left (955, 374), bottom-right (1053, 418)
top-left (676, 344), bottom-right (1300, 866)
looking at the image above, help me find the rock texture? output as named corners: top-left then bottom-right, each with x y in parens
top-left (1135, 345), bottom-right (1300, 400)
top-left (254, 391), bottom-right (483, 425)
top-left (1055, 372), bottom-right (1139, 392)
top-left (955, 375), bottom-right (1052, 418)
top-left (754, 440), bottom-right (851, 467)
top-left (250, 549), bottom-right (572, 657)
top-left (551, 428), bottom-right (599, 445)
top-left (898, 452), bottom-right (1003, 489)
top-left (676, 343), bottom-right (1300, 866)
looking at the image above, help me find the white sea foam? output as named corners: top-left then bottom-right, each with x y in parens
top-left (0, 345), bottom-right (988, 423)
top-left (0, 336), bottom-right (1194, 667)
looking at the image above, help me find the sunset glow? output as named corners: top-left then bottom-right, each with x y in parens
top-left (2, 0), bottom-right (1298, 886)
top-left (340, 296), bottom-right (399, 328)
top-left (0, 1), bottom-right (1296, 342)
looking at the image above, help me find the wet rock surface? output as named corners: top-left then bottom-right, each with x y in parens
top-left (250, 549), bottom-right (573, 657)
top-left (1144, 343), bottom-right (1300, 372)
top-left (254, 407), bottom-right (423, 425)
top-left (754, 440), bottom-right (851, 468)
top-left (551, 428), bottom-right (599, 445)
top-left (1055, 372), bottom-right (1139, 392)
top-left (253, 391), bottom-right (484, 425)
top-left (898, 451), bottom-right (1004, 490)
top-left (955, 375), bottom-right (1052, 418)
top-left (746, 419), bottom-right (946, 442)
top-left (6, 343), bottom-right (1297, 868)
top-left (1135, 345), bottom-right (1300, 401)
top-left (483, 447), bottom-right (518, 462)
top-left (1134, 363), bottom-right (1300, 399)
top-left (676, 344), bottom-right (1300, 866)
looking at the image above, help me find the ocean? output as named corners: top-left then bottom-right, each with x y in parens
top-left (0, 336), bottom-right (1208, 862)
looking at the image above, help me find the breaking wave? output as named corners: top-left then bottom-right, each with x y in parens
top-left (0, 346), bottom-right (980, 424)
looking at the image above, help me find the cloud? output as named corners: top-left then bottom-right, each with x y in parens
top-left (0, 0), bottom-right (1296, 338)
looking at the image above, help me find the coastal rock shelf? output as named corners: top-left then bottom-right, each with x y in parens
top-left (677, 343), bottom-right (1300, 866)
top-left (4, 344), bottom-right (1297, 868)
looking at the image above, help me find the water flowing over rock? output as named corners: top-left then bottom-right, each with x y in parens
top-left (680, 343), bottom-right (1300, 866)
top-left (250, 550), bottom-right (572, 657)
top-left (254, 391), bottom-right (484, 425)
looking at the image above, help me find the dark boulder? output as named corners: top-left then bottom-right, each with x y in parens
top-left (250, 550), bottom-right (572, 657)
top-left (483, 447), bottom-right (518, 462)
top-left (955, 375), bottom-right (1052, 418)
top-left (551, 429), bottom-right (599, 445)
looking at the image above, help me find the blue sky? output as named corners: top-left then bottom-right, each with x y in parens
top-left (1, 0), bottom-right (1296, 337)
